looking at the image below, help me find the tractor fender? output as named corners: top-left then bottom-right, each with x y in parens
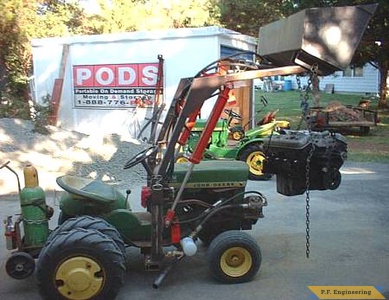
top-left (236, 139), bottom-right (265, 158)
top-left (105, 209), bottom-right (152, 245)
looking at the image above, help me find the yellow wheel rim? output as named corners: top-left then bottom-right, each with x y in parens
top-left (232, 131), bottom-right (243, 140)
top-left (246, 151), bottom-right (266, 176)
top-left (220, 247), bottom-right (252, 277)
top-left (176, 156), bottom-right (189, 163)
top-left (55, 256), bottom-right (104, 300)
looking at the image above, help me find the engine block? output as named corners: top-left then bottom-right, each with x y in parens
top-left (263, 130), bottom-right (347, 196)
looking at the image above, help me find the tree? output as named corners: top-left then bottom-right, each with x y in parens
top-left (81, 0), bottom-right (219, 34)
top-left (291, 0), bottom-right (388, 108)
top-left (0, 0), bottom-right (87, 118)
top-left (0, 1), bottom-right (37, 103)
top-left (217, 0), bottom-right (388, 108)
top-left (350, 0), bottom-right (389, 108)
top-left (214, 0), bottom-right (294, 37)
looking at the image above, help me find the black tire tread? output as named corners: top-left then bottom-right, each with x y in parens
top-left (207, 230), bottom-right (261, 284)
top-left (37, 228), bottom-right (125, 300)
top-left (48, 216), bottom-right (126, 255)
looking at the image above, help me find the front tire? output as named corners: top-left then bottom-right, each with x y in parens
top-left (207, 230), bottom-right (261, 283)
top-left (231, 128), bottom-right (245, 141)
top-left (37, 228), bottom-right (126, 300)
top-left (239, 144), bottom-right (271, 181)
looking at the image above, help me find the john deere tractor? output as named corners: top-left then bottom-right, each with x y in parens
top-left (1, 4), bottom-right (375, 299)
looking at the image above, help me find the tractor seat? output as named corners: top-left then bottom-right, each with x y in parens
top-left (56, 175), bottom-right (121, 204)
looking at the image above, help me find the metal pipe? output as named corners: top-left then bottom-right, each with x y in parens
top-left (152, 256), bottom-right (183, 289)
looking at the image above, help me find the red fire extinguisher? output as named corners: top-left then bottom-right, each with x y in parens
top-left (4, 216), bottom-right (17, 250)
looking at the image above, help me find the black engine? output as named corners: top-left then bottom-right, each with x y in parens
top-left (263, 130), bottom-right (347, 196)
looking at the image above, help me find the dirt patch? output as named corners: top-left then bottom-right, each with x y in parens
top-left (0, 118), bottom-right (148, 195)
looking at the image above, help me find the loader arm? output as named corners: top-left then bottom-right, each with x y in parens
top-left (156, 65), bottom-right (307, 180)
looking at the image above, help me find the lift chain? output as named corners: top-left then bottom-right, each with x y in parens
top-left (296, 64), bottom-right (319, 130)
top-left (305, 138), bottom-right (315, 258)
top-left (296, 65), bottom-right (319, 258)
top-left (296, 75), bottom-right (311, 130)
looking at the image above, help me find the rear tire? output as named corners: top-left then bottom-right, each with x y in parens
top-left (37, 228), bottom-right (126, 300)
top-left (48, 216), bottom-right (126, 255)
top-left (239, 144), bottom-right (271, 181)
top-left (207, 230), bottom-right (261, 283)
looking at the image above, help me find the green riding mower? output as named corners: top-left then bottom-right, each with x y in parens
top-left (225, 95), bottom-right (290, 142)
top-left (181, 105), bottom-right (290, 180)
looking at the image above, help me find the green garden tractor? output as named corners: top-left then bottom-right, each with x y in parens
top-left (181, 103), bottom-right (290, 180)
top-left (1, 4), bottom-right (375, 299)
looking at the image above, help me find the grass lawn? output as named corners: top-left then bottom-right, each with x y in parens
top-left (254, 90), bottom-right (389, 163)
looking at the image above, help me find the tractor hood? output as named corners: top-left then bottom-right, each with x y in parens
top-left (170, 160), bottom-right (248, 189)
top-left (257, 4), bottom-right (378, 75)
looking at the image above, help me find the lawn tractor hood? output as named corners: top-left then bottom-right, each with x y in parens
top-left (257, 4), bottom-right (378, 75)
top-left (263, 130), bottom-right (347, 196)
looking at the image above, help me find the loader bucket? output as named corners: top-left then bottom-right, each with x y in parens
top-left (257, 4), bottom-right (378, 75)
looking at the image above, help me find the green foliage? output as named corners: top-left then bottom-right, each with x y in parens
top-left (0, 95), bottom-right (31, 120)
top-left (83, 0), bottom-right (219, 34)
top-left (215, 0), bottom-right (294, 37)
top-left (353, 0), bottom-right (389, 108)
top-left (1, 0), bottom-right (388, 121)
top-left (0, 0), bottom-right (86, 120)
top-left (31, 94), bottom-right (53, 135)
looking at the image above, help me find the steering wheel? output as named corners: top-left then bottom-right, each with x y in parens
top-left (224, 109), bottom-right (242, 120)
top-left (124, 146), bottom-right (158, 171)
top-left (258, 110), bottom-right (278, 125)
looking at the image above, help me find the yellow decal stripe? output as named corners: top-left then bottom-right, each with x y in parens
top-left (308, 286), bottom-right (385, 299)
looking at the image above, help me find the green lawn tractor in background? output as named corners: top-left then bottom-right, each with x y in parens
top-left (1, 4), bottom-right (375, 299)
top-left (180, 106), bottom-right (290, 180)
top-left (225, 95), bottom-right (290, 141)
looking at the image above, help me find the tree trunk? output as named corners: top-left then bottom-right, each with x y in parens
top-left (378, 65), bottom-right (388, 109)
top-left (312, 75), bottom-right (320, 107)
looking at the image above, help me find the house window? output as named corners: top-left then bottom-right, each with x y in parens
top-left (343, 66), bottom-right (363, 77)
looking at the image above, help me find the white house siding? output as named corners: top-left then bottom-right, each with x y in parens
top-left (319, 64), bottom-right (379, 94)
top-left (284, 64), bottom-right (379, 94)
